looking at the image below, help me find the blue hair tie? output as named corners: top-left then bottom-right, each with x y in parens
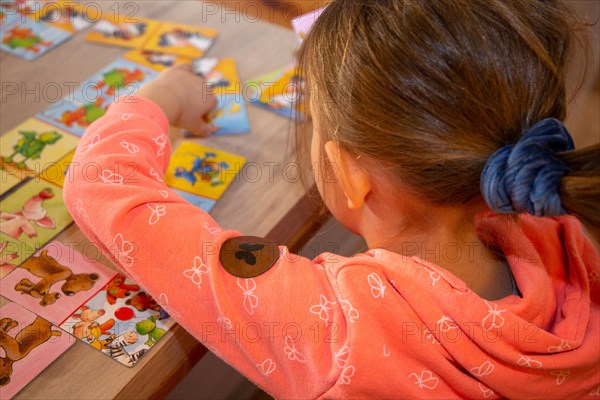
top-left (481, 118), bottom-right (574, 217)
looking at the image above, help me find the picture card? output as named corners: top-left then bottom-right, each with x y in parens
top-left (0, 18), bottom-right (71, 60)
top-left (192, 57), bottom-right (240, 94)
top-left (0, 233), bottom-right (32, 279)
top-left (0, 117), bottom-right (80, 178)
top-left (38, 150), bottom-right (74, 187)
top-left (144, 21), bottom-right (217, 58)
top-left (1, 241), bottom-right (115, 326)
top-left (164, 141), bottom-right (246, 201)
top-left (0, 169), bottom-right (22, 196)
top-left (71, 58), bottom-right (159, 105)
top-left (60, 273), bottom-right (175, 367)
top-left (171, 188), bottom-right (216, 213)
top-left (124, 48), bottom-right (191, 71)
top-left (85, 15), bottom-right (160, 49)
top-left (203, 93), bottom-right (250, 136)
top-left (0, 180), bottom-right (73, 250)
top-left (0, 300), bottom-right (74, 400)
top-left (36, 98), bottom-right (109, 137)
top-left (34, 0), bottom-right (98, 33)
top-left (246, 65), bottom-right (304, 119)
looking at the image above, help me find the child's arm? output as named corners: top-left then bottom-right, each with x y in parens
top-left (63, 65), bottom-right (347, 398)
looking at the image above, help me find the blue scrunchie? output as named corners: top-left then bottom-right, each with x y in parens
top-left (481, 118), bottom-right (574, 217)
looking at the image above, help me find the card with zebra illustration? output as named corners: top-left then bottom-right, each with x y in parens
top-left (59, 273), bottom-right (175, 367)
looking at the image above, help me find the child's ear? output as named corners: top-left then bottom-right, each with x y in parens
top-left (324, 141), bottom-right (371, 210)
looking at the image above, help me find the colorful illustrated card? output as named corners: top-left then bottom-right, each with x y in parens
top-left (85, 16), bottom-right (160, 49)
top-left (34, 0), bottom-right (98, 33)
top-left (192, 57), bottom-right (240, 94)
top-left (202, 93), bottom-right (250, 136)
top-left (124, 48), bottom-right (191, 71)
top-left (0, 169), bottom-right (22, 196)
top-left (60, 273), bottom-right (174, 367)
top-left (0, 180), bottom-right (72, 249)
top-left (171, 188), bottom-right (216, 213)
top-left (292, 6), bottom-right (326, 44)
top-left (144, 21), bottom-right (217, 58)
top-left (0, 234), bottom-right (32, 279)
top-left (39, 150), bottom-right (73, 187)
top-left (0, 118), bottom-right (79, 178)
top-left (0, 300), bottom-right (74, 400)
top-left (0, 18), bottom-right (71, 60)
top-left (1, 241), bottom-right (115, 325)
top-left (246, 65), bottom-right (304, 119)
top-left (164, 142), bottom-right (246, 201)
top-left (72, 58), bottom-right (159, 104)
top-left (36, 98), bottom-right (108, 137)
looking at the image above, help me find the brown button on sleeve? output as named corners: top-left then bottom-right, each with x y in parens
top-left (219, 236), bottom-right (280, 278)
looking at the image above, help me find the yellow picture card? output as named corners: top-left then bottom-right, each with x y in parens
top-left (144, 21), bottom-right (218, 58)
top-left (164, 141), bottom-right (246, 201)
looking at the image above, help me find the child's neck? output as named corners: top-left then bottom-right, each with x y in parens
top-left (363, 202), bottom-right (514, 301)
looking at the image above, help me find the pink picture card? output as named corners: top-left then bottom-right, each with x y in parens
top-left (1, 241), bottom-right (116, 326)
top-left (0, 301), bottom-right (74, 399)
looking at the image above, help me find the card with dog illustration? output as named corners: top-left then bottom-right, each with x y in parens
top-left (0, 118), bottom-right (80, 178)
top-left (85, 16), bottom-right (160, 49)
top-left (0, 180), bottom-right (73, 252)
top-left (246, 65), bottom-right (304, 119)
top-left (0, 299), bottom-right (74, 400)
top-left (38, 150), bottom-right (74, 187)
top-left (164, 142), bottom-right (246, 201)
top-left (0, 234), bottom-right (33, 279)
top-left (33, 0), bottom-right (98, 33)
top-left (36, 98), bottom-right (109, 137)
top-left (143, 21), bottom-right (218, 58)
top-left (0, 18), bottom-right (71, 60)
top-left (60, 273), bottom-right (174, 367)
top-left (1, 241), bottom-right (115, 326)
top-left (192, 58), bottom-right (240, 94)
top-left (70, 58), bottom-right (159, 105)
top-left (124, 49), bottom-right (191, 71)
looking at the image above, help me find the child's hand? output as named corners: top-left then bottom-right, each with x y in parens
top-left (137, 64), bottom-right (218, 137)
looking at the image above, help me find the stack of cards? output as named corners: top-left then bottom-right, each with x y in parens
top-left (246, 65), bottom-right (304, 119)
top-left (0, 0), bottom-right (97, 60)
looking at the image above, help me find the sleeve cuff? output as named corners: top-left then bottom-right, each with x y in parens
top-left (107, 95), bottom-right (170, 132)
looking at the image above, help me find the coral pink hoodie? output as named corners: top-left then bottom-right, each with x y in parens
top-left (63, 96), bottom-right (600, 399)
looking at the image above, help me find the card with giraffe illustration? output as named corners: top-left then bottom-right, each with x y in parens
top-left (1, 241), bottom-right (115, 326)
top-left (0, 299), bottom-right (75, 400)
top-left (143, 21), bottom-right (218, 58)
top-left (60, 273), bottom-right (175, 367)
top-left (0, 18), bottom-right (71, 60)
top-left (85, 15), bottom-right (160, 49)
top-left (164, 141), bottom-right (246, 201)
top-left (0, 118), bottom-right (79, 178)
top-left (0, 180), bottom-right (72, 250)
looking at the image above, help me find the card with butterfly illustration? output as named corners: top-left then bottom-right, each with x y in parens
top-left (59, 273), bottom-right (175, 367)
top-left (164, 141), bottom-right (246, 201)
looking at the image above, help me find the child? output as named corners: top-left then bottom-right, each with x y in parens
top-left (63, 0), bottom-right (599, 398)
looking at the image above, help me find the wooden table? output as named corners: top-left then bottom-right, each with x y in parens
top-left (1, 2), bottom-right (322, 398)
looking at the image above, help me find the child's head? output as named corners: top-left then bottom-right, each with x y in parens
top-left (298, 0), bottom-right (599, 238)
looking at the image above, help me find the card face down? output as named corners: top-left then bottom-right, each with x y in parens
top-left (0, 300), bottom-right (74, 399)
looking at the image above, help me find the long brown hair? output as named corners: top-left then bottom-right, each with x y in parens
top-left (297, 0), bottom-right (599, 239)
